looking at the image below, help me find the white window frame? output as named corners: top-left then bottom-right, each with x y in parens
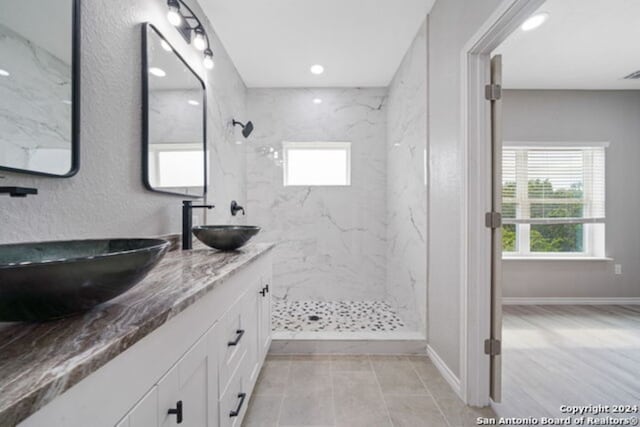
top-left (502, 141), bottom-right (608, 259)
top-left (148, 142), bottom-right (208, 189)
top-left (282, 141), bottom-right (352, 187)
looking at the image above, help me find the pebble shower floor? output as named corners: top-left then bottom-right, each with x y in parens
top-left (272, 300), bottom-right (406, 332)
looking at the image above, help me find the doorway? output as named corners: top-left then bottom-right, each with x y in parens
top-left (463, 0), bottom-right (640, 419)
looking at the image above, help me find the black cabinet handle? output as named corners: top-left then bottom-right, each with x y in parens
top-left (265, 284), bottom-right (269, 294)
top-left (229, 392), bottom-right (247, 417)
top-left (227, 329), bottom-right (245, 346)
top-left (168, 400), bottom-right (183, 424)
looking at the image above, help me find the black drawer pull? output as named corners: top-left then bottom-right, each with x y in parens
top-left (265, 284), bottom-right (269, 294)
top-left (227, 329), bottom-right (245, 346)
top-left (229, 392), bottom-right (247, 417)
top-left (168, 400), bottom-right (183, 424)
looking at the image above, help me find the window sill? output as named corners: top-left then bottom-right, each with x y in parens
top-left (503, 256), bottom-right (613, 262)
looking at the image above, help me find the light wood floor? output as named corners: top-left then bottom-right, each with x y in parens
top-left (495, 305), bottom-right (640, 419)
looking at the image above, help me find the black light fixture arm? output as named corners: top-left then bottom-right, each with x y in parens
top-left (168, 0), bottom-right (211, 50)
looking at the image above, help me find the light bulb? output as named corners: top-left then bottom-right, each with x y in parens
top-left (203, 49), bottom-right (214, 70)
top-left (167, 4), bottom-right (182, 26)
top-left (193, 28), bottom-right (206, 51)
top-left (0, 69), bottom-right (9, 77)
top-left (313, 98), bottom-right (322, 104)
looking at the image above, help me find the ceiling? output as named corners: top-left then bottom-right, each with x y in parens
top-left (0, 0), bottom-right (72, 65)
top-left (495, 0), bottom-right (640, 90)
top-left (198, 0), bottom-right (434, 88)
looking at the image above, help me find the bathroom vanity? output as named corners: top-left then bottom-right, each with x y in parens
top-left (0, 243), bottom-right (274, 427)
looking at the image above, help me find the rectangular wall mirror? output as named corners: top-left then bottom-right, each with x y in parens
top-left (142, 23), bottom-right (207, 198)
top-left (0, 0), bottom-right (80, 177)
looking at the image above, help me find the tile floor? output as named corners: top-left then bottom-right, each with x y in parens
top-left (243, 355), bottom-right (495, 427)
top-left (271, 301), bottom-right (406, 332)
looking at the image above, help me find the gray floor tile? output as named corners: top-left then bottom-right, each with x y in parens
top-left (279, 390), bottom-right (335, 426)
top-left (332, 372), bottom-right (391, 427)
top-left (370, 356), bottom-right (429, 395)
top-left (385, 394), bottom-right (447, 427)
top-left (243, 394), bottom-right (282, 427)
top-left (330, 355), bottom-right (372, 373)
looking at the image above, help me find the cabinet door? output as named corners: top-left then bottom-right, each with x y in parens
top-left (258, 275), bottom-right (272, 360)
top-left (125, 386), bottom-right (159, 427)
top-left (158, 336), bottom-right (210, 427)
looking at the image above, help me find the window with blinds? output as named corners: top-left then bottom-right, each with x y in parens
top-left (502, 142), bottom-right (606, 257)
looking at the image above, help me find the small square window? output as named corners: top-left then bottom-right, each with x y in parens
top-left (283, 142), bottom-right (351, 186)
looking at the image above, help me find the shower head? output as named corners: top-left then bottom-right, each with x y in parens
top-left (232, 119), bottom-right (254, 138)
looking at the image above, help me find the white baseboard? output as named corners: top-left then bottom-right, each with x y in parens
top-left (426, 345), bottom-right (462, 399)
top-left (503, 297), bottom-right (640, 305)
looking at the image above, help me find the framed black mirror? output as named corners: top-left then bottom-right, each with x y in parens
top-left (0, 0), bottom-right (80, 177)
top-left (142, 23), bottom-right (207, 198)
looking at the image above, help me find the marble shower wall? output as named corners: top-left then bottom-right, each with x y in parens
top-left (385, 20), bottom-right (428, 332)
top-left (246, 88), bottom-right (388, 303)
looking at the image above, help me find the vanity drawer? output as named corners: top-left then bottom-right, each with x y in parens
top-left (219, 353), bottom-right (249, 427)
top-left (218, 289), bottom-right (251, 394)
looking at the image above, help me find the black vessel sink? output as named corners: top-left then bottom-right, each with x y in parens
top-left (0, 238), bottom-right (170, 322)
top-left (192, 225), bottom-right (261, 251)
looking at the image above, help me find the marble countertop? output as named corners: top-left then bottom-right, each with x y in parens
top-left (0, 242), bottom-right (275, 427)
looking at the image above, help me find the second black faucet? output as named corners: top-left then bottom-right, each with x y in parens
top-left (182, 200), bottom-right (214, 250)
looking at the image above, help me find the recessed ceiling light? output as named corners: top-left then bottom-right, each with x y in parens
top-left (0, 69), bottom-right (10, 77)
top-left (188, 99), bottom-right (200, 106)
top-left (521, 12), bottom-right (549, 31)
top-left (160, 40), bottom-right (172, 52)
top-left (313, 98), bottom-right (322, 104)
top-left (149, 67), bottom-right (166, 77)
top-left (310, 64), bottom-right (324, 75)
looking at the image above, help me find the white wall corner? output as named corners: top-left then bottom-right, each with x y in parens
top-left (427, 345), bottom-right (462, 399)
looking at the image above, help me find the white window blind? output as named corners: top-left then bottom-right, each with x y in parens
top-left (502, 145), bottom-right (605, 225)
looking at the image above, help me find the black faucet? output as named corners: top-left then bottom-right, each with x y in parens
top-left (230, 200), bottom-right (245, 216)
top-left (182, 200), bottom-right (214, 250)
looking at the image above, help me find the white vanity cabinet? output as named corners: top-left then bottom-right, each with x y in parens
top-left (18, 251), bottom-right (272, 427)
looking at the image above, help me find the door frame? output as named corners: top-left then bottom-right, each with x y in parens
top-left (460, 0), bottom-right (545, 407)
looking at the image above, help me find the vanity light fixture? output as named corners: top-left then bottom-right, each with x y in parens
top-left (521, 12), bottom-right (549, 31)
top-left (0, 69), bottom-right (9, 77)
top-left (310, 64), bottom-right (324, 75)
top-left (166, 0), bottom-right (182, 26)
top-left (149, 67), bottom-right (166, 77)
top-left (165, 0), bottom-right (215, 70)
top-left (193, 27), bottom-right (207, 51)
top-left (203, 49), bottom-right (215, 70)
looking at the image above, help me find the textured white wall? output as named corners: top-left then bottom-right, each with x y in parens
top-left (427, 0), bottom-right (504, 376)
top-left (502, 90), bottom-right (640, 299)
top-left (0, 0), bottom-right (247, 244)
top-left (246, 88), bottom-right (389, 305)
top-left (386, 20), bottom-right (428, 333)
